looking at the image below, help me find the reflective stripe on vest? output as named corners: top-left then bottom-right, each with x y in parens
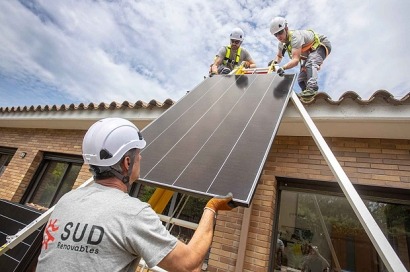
top-left (223, 46), bottom-right (242, 67)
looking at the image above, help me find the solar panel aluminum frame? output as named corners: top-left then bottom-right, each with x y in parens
top-left (139, 73), bottom-right (296, 207)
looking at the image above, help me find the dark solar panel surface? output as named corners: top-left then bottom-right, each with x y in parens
top-left (140, 73), bottom-right (296, 206)
top-left (0, 199), bottom-right (44, 272)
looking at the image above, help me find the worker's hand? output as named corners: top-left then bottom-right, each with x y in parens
top-left (205, 192), bottom-right (236, 214)
top-left (209, 72), bottom-right (217, 77)
top-left (277, 67), bottom-right (285, 76)
top-left (244, 61), bottom-right (251, 68)
top-left (268, 60), bottom-right (277, 67)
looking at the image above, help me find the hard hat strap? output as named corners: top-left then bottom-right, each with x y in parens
top-left (108, 152), bottom-right (135, 184)
top-left (108, 167), bottom-right (128, 184)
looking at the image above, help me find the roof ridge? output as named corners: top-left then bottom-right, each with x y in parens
top-left (1, 90), bottom-right (409, 113)
top-left (0, 99), bottom-right (175, 113)
top-left (300, 90), bottom-right (410, 105)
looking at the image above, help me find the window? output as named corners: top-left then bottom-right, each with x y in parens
top-left (0, 147), bottom-right (16, 176)
top-left (273, 178), bottom-right (410, 272)
top-left (130, 183), bottom-right (207, 241)
top-left (22, 153), bottom-right (83, 208)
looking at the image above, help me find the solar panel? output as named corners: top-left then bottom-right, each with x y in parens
top-left (140, 73), bottom-right (296, 206)
top-left (0, 199), bottom-right (44, 272)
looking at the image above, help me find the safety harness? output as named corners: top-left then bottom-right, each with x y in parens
top-left (283, 29), bottom-right (329, 60)
top-left (223, 46), bottom-right (242, 67)
top-left (209, 46), bottom-right (243, 76)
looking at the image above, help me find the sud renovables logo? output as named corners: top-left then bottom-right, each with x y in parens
top-left (42, 219), bottom-right (59, 250)
top-left (43, 218), bottom-right (105, 254)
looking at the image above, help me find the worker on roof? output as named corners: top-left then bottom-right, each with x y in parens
top-left (209, 27), bottom-right (256, 76)
top-left (268, 17), bottom-right (332, 98)
top-left (36, 117), bottom-right (236, 272)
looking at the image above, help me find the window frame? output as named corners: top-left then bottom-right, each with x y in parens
top-left (276, 177), bottom-right (410, 205)
top-left (269, 176), bottom-right (410, 272)
top-left (0, 147), bottom-right (17, 176)
top-left (21, 153), bottom-right (83, 207)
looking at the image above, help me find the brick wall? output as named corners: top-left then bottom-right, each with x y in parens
top-left (1, 126), bottom-right (409, 271)
top-left (269, 136), bottom-right (410, 189)
top-left (208, 136), bottom-right (410, 272)
top-left (0, 127), bottom-right (90, 201)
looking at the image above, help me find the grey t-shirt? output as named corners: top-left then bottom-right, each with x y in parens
top-left (216, 46), bottom-right (253, 70)
top-left (278, 30), bottom-right (331, 56)
top-left (36, 183), bottom-right (177, 272)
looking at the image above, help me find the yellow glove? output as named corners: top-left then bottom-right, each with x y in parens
top-left (205, 192), bottom-right (236, 214)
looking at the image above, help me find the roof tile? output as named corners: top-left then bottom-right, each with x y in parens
top-left (1, 91), bottom-right (409, 113)
top-left (300, 90), bottom-right (410, 105)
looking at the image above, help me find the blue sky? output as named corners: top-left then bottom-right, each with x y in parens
top-left (1, 0), bottom-right (409, 108)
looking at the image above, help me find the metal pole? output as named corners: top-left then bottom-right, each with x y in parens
top-left (290, 91), bottom-right (407, 272)
top-left (313, 195), bottom-right (341, 271)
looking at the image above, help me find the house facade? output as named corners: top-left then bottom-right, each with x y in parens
top-left (0, 91), bottom-right (409, 271)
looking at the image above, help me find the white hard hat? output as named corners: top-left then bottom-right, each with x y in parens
top-left (82, 118), bottom-right (146, 167)
top-left (270, 17), bottom-right (287, 35)
top-left (230, 27), bottom-right (244, 41)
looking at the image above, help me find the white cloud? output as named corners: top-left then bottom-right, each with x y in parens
top-left (0, 0), bottom-right (409, 107)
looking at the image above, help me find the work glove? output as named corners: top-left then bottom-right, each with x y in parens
top-left (205, 192), bottom-right (236, 214)
top-left (244, 61), bottom-right (251, 68)
top-left (277, 67), bottom-right (285, 76)
top-left (268, 60), bottom-right (277, 67)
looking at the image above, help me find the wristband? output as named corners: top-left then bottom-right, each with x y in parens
top-left (204, 207), bottom-right (217, 216)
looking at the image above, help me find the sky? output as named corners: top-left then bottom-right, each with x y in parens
top-left (0, 0), bottom-right (409, 108)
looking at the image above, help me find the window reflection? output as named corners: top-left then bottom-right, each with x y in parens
top-left (275, 191), bottom-right (410, 272)
top-left (24, 155), bottom-right (82, 208)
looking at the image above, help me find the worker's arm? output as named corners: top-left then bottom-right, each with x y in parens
top-left (282, 47), bottom-right (301, 70)
top-left (244, 59), bottom-right (256, 69)
top-left (157, 193), bottom-right (235, 272)
top-left (210, 56), bottom-right (223, 75)
top-left (274, 50), bottom-right (283, 64)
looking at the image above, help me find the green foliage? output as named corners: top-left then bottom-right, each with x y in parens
top-left (138, 185), bottom-right (156, 202)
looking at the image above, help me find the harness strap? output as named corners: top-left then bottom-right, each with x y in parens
top-left (285, 29), bottom-right (329, 63)
top-left (286, 30), bottom-right (321, 56)
top-left (301, 40), bottom-right (315, 52)
top-left (223, 46), bottom-right (242, 66)
top-left (321, 43), bottom-right (330, 57)
top-left (108, 151), bottom-right (136, 185)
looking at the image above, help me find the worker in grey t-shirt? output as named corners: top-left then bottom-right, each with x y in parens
top-left (209, 27), bottom-right (256, 76)
top-left (36, 117), bottom-right (236, 272)
top-left (269, 16), bottom-right (332, 98)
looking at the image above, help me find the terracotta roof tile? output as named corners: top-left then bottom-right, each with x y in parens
top-left (1, 91), bottom-right (409, 113)
top-left (1, 99), bottom-right (175, 113)
top-left (300, 90), bottom-right (410, 105)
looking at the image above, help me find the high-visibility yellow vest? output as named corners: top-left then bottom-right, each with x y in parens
top-left (222, 46), bottom-right (242, 67)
